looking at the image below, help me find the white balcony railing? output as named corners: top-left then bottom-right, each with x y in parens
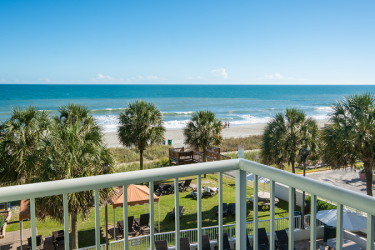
top-left (0, 159), bottom-right (374, 250)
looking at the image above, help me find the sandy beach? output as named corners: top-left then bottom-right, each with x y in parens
top-left (103, 120), bottom-right (328, 148)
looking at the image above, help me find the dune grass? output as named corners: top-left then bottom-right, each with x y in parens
top-left (6, 174), bottom-right (291, 248)
top-left (220, 135), bottom-right (263, 152)
top-left (110, 145), bottom-right (172, 164)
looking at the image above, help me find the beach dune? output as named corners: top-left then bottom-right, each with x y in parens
top-left (104, 120), bottom-right (328, 148)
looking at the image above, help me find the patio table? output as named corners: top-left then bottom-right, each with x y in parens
top-left (327, 238), bottom-right (361, 250)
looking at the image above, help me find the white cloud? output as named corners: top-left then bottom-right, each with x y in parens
top-left (265, 72), bottom-right (284, 79)
top-left (91, 73), bottom-right (117, 81)
top-left (211, 68), bottom-right (228, 78)
top-left (138, 75), bottom-right (166, 80)
top-left (0, 79), bottom-right (5, 83)
top-left (45, 78), bottom-right (51, 82)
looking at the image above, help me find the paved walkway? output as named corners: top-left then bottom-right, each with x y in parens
top-left (306, 168), bottom-right (374, 195)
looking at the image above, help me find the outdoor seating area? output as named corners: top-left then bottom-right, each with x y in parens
top-left (168, 147), bottom-right (230, 166)
top-left (154, 179), bottom-right (193, 196)
top-left (117, 213), bottom-right (153, 237)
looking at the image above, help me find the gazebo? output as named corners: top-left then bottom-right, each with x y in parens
top-left (111, 184), bottom-right (160, 238)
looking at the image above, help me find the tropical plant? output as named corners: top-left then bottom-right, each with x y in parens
top-left (0, 106), bottom-right (51, 185)
top-left (117, 100), bottom-right (166, 170)
top-left (261, 108), bottom-right (319, 173)
top-left (38, 104), bottom-right (114, 248)
top-left (184, 110), bottom-right (223, 164)
top-left (321, 93), bottom-right (375, 196)
top-left (0, 214), bottom-right (5, 229)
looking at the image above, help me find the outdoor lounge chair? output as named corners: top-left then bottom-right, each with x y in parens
top-left (155, 240), bottom-right (168, 250)
top-left (229, 203), bottom-right (235, 215)
top-left (202, 235), bottom-right (212, 250)
top-left (169, 206), bottom-right (185, 219)
top-left (28, 235), bottom-right (44, 249)
top-left (203, 186), bottom-right (218, 197)
top-left (215, 232), bottom-right (232, 250)
top-left (179, 179), bottom-right (193, 192)
top-left (180, 237), bottom-right (191, 250)
top-left (161, 184), bottom-right (172, 195)
top-left (154, 183), bottom-right (161, 196)
top-left (275, 230), bottom-right (296, 250)
top-left (258, 228), bottom-right (270, 250)
top-left (216, 203), bottom-right (228, 216)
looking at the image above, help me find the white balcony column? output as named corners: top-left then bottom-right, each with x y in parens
top-left (288, 187), bottom-right (295, 250)
top-left (123, 185), bottom-right (128, 250)
top-left (63, 193), bottom-right (70, 250)
top-left (218, 172), bottom-right (223, 250)
top-left (269, 180), bottom-right (275, 250)
top-left (235, 169), bottom-right (247, 250)
top-left (310, 195), bottom-right (317, 250)
top-left (174, 178), bottom-right (180, 250)
top-left (30, 198), bottom-right (37, 250)
top-left (197, 175), bottom-right (202, 250)
top-left (94, 189), bottom-right (100, 250)
top-left (367, 214), bottom-right (374, 250)
top-left (149, 181), bottom-right (155, 250)
top-left (253, 174), bottom-right (258, 250)
top-left (336, 203), bottom-right (343, 250)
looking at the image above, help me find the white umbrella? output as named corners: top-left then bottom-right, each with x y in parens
top-left (316, 209), bottom-right (368, 230)
top-left (246, 173), bottom-right (270, 194)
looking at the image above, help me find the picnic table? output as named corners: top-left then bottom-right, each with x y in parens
top-left (327, 238), bottom-right (361, 250)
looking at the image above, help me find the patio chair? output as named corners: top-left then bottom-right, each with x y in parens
top-left (169, 206), bottom-right (185, 220)
top-left (275, 230), bottom-right (296, 250)
top-left (155, 239), bottom-right (168, 250)
top-left (216, 203), bottom-right (228, 216)
top-left (214, 232), bottom-right (232, 250)
top-left (229, 203), bottom-right (235, 216)
top-left (179, 179), bottom-right (193, 192)
top-left (154, 183), bottom-right (161, 196)
top-left (258, 228), bottom-right (270, 250)
top-left (161, 184), bottom-right (172, 195)
top-left (202, 235), bottom-right (212, 250)
top-left (28, 235), bottom-right (44, 249)
top-left (180, 237), bottom-right (191, 250)
top-left (233, 229), bottom-right (253, 250)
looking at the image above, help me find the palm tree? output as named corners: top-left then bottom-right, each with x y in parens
top-left (183, 110), bottom-right (223, 165)
top-left (321, 93), bottom-right (375, 196)
top-left (261, 108), bottom-right (319, 173)
top-left (38, 104), bottom-right (114, 248)
top-left (0, 106), bottom-right (51, 185)
top-left (118, 100), bottom-right (165, 170)
top-left (261, 108), bottom-right (319, 210)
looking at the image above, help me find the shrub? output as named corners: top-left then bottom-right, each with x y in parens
top-left (305, 196), bottom-right (337, 214)
top-left (0, 214), bottom-right (5, 228)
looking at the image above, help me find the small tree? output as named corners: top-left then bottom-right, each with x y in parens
top-left (322, 93), bottom-right (375, 196)
top-left (184, 110), bottom-right (223, 173)
top-left (118, 100), bottom-right (165, 170)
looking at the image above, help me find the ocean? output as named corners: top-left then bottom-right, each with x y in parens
top-left (1, 84), bottom-right (375, 132)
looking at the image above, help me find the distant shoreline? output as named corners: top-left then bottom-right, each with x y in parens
top-left (103, 120), bottom-right (328, 148)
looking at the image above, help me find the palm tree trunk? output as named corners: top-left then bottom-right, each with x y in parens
top-left (140, 150), bottom-right (143, 171)
top-left (364, 163), bottom-right (373, 196)
top-left (71, 210), bottom-right (78, 249)
top-left (291, 161), bottom-right (297, 211)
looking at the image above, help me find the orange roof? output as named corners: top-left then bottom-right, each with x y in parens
top-left (19, 199), bottom-right (30, 221)
top-left (112, 184), bottom-right (159, 209)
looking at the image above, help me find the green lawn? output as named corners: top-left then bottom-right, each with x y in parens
top-left (6, 174), bottom-right (291, 248)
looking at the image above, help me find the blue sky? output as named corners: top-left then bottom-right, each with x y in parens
top-left (0, 0), bottom-right (374, 85)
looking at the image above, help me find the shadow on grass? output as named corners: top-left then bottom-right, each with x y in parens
top-left (78, 228), bottom-right (106, 248)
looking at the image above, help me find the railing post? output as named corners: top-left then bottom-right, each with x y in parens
top-left (367, 215), bottom-right (374, 250)
top-left (270, 180), bottom-right (275, 250)
top-left (174, 178), bottom-right (180, 250)
top-left (253, 174), bottom-right (258, 250)
top-left (218, 172), bottom-right (223, 250)
top-left (288, 187), bottom-right (295, 250)
top-left (197, 175), bottom-right (202, 250)
top-left (63, 193), bottom-right (70, 250)
top-left (149, 181), bottom-right (155, 250)
top-left (123, 185), bottom-right (128, 250)
top-left (94, 189), bottom-right (101, 250)
top-left (30, 198), bottom-right (37, 250)
top-left (310, 195), bottom-right (317, 250)
top-left (235, 169), bottom-right (246, 250)
top-left (336, 203), bottom-right (343, 250)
